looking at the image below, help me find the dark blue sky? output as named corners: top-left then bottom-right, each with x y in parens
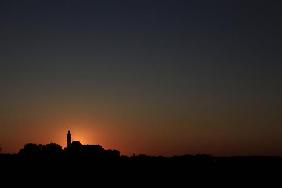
top-left (0, 0), bottom-right (282, 155)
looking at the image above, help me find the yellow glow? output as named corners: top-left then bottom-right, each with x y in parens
top-left (72, 132), bottom-right (87, 144)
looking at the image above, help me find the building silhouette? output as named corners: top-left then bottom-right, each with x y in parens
top-left (65, 130), bottom-right (120, 158)
top-left (67, 130), bottom-right (71, 148)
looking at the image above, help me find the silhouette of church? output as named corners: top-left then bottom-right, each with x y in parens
top-left (66, 130), bottom-right (120, 157)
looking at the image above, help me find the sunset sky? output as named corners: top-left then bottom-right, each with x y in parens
top-left (0, 0), bottom-right (282, 156)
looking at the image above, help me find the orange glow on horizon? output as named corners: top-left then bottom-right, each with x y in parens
top-left (69, 129), bottom-right (92, 145)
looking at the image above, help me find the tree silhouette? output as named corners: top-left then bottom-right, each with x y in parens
top-left (19, 143), bottom-right (41, 155)
top-left (42, 143), bottom-right (63, 155)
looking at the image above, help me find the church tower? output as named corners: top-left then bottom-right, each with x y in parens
top-left (67, 130), bottom-right (72, 148)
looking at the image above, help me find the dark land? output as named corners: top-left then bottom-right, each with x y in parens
top-left (1, 142), bottom-right (281, 186)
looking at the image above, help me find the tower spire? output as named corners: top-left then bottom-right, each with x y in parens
top-left (67, 130), bottom-right (71, 148)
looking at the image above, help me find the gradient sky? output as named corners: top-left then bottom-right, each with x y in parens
top-left (0, 0), bottom-right (282, 156)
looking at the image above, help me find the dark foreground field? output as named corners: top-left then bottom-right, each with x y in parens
top-left (1, 153), bottom-right (281, 186)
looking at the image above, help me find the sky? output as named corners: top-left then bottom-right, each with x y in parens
top-left (0, 0), bottom-right (282, 156)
